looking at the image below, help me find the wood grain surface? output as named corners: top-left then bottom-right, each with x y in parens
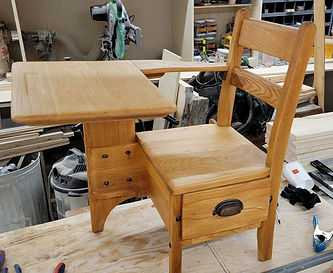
top-left (238, 18), bottom-right (298, 62)
top-left (182, 179), bottom-right (270, 240)
top-left (132, 60), bottom-right (228, 78)
top-left (137, 124), bottom-right (270, 195)
top-left (230, 67), bottom-right (282, 108)
top-left (11, 61), bottom-right (176, 125)
top-left (0, 192), bottom-right (332, 273)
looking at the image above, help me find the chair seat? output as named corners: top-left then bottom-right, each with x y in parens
top-left (136, 124), bottom-right (270, 195)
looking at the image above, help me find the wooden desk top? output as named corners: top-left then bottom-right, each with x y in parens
top-left (11, 61), bottom-right (177, 125)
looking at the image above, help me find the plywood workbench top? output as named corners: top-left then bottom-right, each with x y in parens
top-left (11, 61), bottom-right (176, 125)
top-left (1, 185), bottom-right (333, 273)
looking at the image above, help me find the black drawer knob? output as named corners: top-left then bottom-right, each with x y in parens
top-left (212, 199), bottom-right (244, 217)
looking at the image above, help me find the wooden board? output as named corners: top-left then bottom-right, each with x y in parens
top-left (267, 113), bottom-right (333, 141)
top-left (0, 199), bottom-right (223, 273)
top-left (175, 80), bottom-right (192, 126)
top-left (132, 60), bottom-right (228, 77)
top-left (0, 126), bottom-right (44, 138)
top-left (314, 0), bottom-right (325, 110)
top-left (0, 91), bottom-right (11, 104)
top-left (1, 191), bottom-right (333, 273)
top-left (0, 81), bottom-right (11, 91)
top-left (153, 50), bottom-right (181, 130)
top-left (11, 61), bottom-right (176, 125)
top-left (137, 124), bottom-right (270, 195)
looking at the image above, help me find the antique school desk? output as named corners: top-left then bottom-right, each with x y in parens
top-left (11, 10), bottom-right (316, 272)
top-left (11, 60), bottom-right (227, 270)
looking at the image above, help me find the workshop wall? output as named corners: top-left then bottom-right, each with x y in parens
top-left (0, 0), bottom-right (175, 61)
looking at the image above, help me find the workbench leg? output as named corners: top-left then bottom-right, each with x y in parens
top-left (257, 196), bottom-right (278, 261)
top-left (169, 195), bottom-right (182, 273)
top-left (90, 196), bottom-right (131, 233)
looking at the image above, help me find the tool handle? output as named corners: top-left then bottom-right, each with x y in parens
top-left (313, 215), bottom-right (318, 227)
top-left (53, 262), bottom-right (65, 273)
top-left (311, 160), bottom-right (333, 175)
top-left (14, 264), bottom-right (22, 273)
top-left (0, 250), bottom-right (5, 272)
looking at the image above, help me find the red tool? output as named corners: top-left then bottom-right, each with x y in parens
top-left (53, 262), bottom-right (65, 273)
top-left (0, 250), bottom-right (5, 272)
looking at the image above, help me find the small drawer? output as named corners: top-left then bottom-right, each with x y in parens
top-left (86, 143), bottom-right (144, 196)
top-left (89, 166), bottom-right (142, 193)
top-left (182, 179), bottom-right (270, 240)
top-left (87, 143), bottom-right (143, 171)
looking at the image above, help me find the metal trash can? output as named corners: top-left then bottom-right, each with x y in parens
top-left (0, 153), bottom-right (48, 233)
top-left (49, 148), bottom-right (88, 218)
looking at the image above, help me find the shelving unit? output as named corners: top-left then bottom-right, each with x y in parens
top-left (261, 0), bottom-right (333, 35)
top-left (194, 3), bottom-right (253, 13)
top-left (192, 0), bottom-right (261, 60)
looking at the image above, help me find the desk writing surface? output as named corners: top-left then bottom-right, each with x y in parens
top-left (11, 61), bottom-right (176, 125)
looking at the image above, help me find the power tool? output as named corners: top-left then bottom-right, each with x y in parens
top-left (90, 0), bottom-right (142, 60)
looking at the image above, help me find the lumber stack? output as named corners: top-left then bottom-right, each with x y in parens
top-left (265, 113), bottom-right (333, 171)
top-left (0, 125), bottom-right (73, 161)
top-left (0, 80), bottom-right (11, 106)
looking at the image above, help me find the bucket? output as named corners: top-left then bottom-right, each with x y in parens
top-left (49, 148), bottom-right (88, 218)
top-left (50, 176), bottom-right (89, 218)
top-left (0, 153), bottom-right (48, 233)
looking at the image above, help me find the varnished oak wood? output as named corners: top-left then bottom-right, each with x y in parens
top-left (9, 9), bottom-right (316, 273)
top-left (181, 223), bottom-right (260, 247)
top-left (217, 9), bottom-right (249, 126)
top-left (137, 124), bottom-right (270, 195)
top-left (137, 9), bottom-right (315, 272)
top-left (259, 22), bottom-right (316, 261)
top-left (132, 60), bottom-right (228, 78)
top-left (84, 120), bottom-right (147, 232)
top-left (230, 67), bottom-right (282, 108)
top-left (182, 179), bottom-right (270, 240)
top-left (169, 195), bottom-right (182, 273)
top-left (11, 61), bottom-right (176, 125)
top-left (143, 155), bottom-right (171, 228)
top-left (238, 19), bottom-right (298, 62)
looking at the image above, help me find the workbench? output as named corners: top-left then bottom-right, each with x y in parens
top-left (0, 184), bottom-right (332, 273)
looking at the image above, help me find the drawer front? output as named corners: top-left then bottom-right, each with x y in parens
top-left (86, 143), bottom-right (145, 197)
top-left (182, 179), bottom-right (270, 240)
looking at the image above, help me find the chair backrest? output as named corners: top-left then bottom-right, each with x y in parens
top-left (216, 9), bottom-right (316, 178)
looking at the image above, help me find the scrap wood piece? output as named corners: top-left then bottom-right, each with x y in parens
top-left (0, 90), bottom-right (11, 104)
top-left (181, 91), bottom-right (209, 127)
top-left (0, 138), bottom-right (70, 160)
top-left (295, 103), bottom-right (323, 118)
top-left (153, 49), bottom-right (181, 130)
top-left (6, 73), bottom-right (12, 82)
top-left (0, 81), bottom-right (11, 91)
top-left (0, 126), bottom-right (44, 139)
top-left (0, 131), bottom-right (65, 150)
top-left (0, 133), bottom-right (39, 144)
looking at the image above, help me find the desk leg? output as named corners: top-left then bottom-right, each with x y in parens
top-left (84, 120), bottom-right (147, 233)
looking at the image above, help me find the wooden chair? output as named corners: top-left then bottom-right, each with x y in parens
top-left (11, 9), bottom-right (316, 273)
top-left (136, 9), bottom-right (316, 272)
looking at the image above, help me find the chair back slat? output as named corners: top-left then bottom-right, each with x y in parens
top-left (217, 9), bottom-right (316, 176)
top-left (238, 19), bottom-right (298, 62)
top-left (230, 67), bottom-right (282, 108)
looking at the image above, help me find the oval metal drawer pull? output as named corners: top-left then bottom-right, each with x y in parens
top-left (212, 199), bottom-right (244, 217)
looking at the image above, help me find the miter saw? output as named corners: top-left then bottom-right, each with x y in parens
top-left (90, 0), bottom-right (142, 60)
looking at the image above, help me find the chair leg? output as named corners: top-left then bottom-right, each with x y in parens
top-left (169, 239), bottom-right (182, 273)
top-left (90, 196), bottom-right (130, 233)
top-left (169, 195), bottom-right (182, 273)
top-left (257, 199), bottom-right (278, 261)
